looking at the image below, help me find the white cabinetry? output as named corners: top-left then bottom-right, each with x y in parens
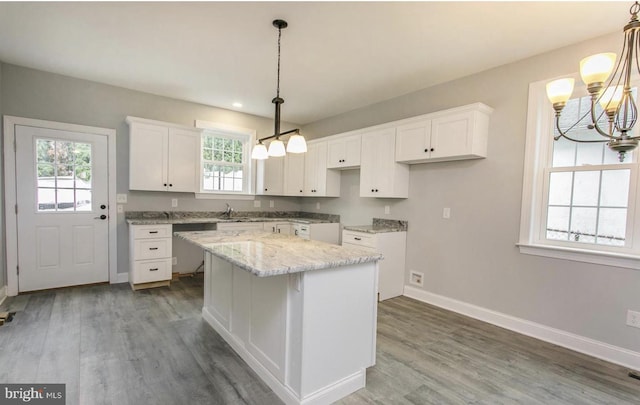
top-left (293, 222), bottom-right (340, 244)
top-left (327, 133), bottom-right (361, 169)
top-left (395, 103), bottom-right (492, 164)
top-left (304, 141), bottom-right (340, 197)
top-left (360, 127), bottom-right (409, 198)
top-left (342, 229), bottom-right (406, 301)
top-left (127, 117), bottom-right (201, 192)
top-left (284, 153), bottom-right (305, 196)
top-left (256, 157), bottom-right (285, 195)
top-left (264, 222), bottom-right (292, 235)
top-left (129, 224), bottom-right (173, 290)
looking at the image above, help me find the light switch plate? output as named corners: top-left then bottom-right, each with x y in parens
top-left (116, 194), bottom-right (127, 203)
top-left (443, 207), bottom-right (451, 219)
top-left (171, 198), bottom-right (178, 208)
top-left (269, 200), bottom-right (274, 208)
top-left (385, 205), bottom-right (390, 214)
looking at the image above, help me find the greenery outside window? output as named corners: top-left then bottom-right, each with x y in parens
top-left (196, 121), bottom-right (254, 196)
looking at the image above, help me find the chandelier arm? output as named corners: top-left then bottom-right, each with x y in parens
top-left (588, 95), bottom-right (617, 138)
top-left (554, 115), bottom-right (608, 143)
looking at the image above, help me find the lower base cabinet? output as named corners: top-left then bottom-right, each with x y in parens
top-left (129, 224), bottom-right (173, 290)
top-left (203, 252), bottom-right (378, 404)
top-left (342, 230), bottom-right (406, 301)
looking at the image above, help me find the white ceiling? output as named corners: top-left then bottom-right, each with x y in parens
top-left (0, 2), bottom-right (630, 124)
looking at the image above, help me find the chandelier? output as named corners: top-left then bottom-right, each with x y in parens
top-left (251, 19), bottom-right (307, 160)
top-left (546, 1), bottom-right (640, 162)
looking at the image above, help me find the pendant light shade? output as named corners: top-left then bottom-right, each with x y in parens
top-left (286, 133), bottom-right (307, 153)
top-left (251, 143), bottom-right (269, 160)
top-left (268, 139), bottom-right (286, 157)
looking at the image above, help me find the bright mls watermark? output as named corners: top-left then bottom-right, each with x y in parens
top-left (0, 384), bottom-right (65, 405)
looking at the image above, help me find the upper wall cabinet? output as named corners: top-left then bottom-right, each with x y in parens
top-left (304, 141), bottom-right (340, 197)
top-left (283, 152), bottom-right (305, 196)
top-left (257, 156), bottom-right (285, 196)
top-left (327, 133), bottom-right (361, 169)
top-left (127, 117), bottom-right (201, 192)
top-left (395, 103), bottom-right (493, 164)
top-left (360, 127), bottom-right (409, 198)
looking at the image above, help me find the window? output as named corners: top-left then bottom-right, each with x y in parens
top-left (36, 138), bottom-right (92, 212)
top-left (195, 121), bottom-right (255, 196)
top-left (519, 75), bottom-right (640, 269)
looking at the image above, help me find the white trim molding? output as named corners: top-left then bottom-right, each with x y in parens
top-left (3, 116), bottom-right (118, 296)
top-left (404, 286), bottom-right (640, 371)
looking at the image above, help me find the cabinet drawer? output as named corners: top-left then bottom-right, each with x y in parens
top-left (133, 225), bottom-right (172, 239)
top-left (133, 238), bottom-right (171, 260)
top-left (342, 231), bottom-right (376, 248)
top-left (131, 259), bottom-right (172, 284)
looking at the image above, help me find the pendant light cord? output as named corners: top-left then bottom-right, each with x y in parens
top-left (276, 25), bottom-right (282, 99)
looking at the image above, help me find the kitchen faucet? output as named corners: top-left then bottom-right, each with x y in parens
top-left (223, 203), bottom-right (234, 218)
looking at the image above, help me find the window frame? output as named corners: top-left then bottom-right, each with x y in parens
top-left (518, 74), bottom-right (640, 270)
top-left (194, 120), bottom-right (256, 197)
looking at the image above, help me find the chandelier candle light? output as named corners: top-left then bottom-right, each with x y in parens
top-left (546, 1), bottom-right (640, 162)
top-left (251, 19), bottom-right (307, 160)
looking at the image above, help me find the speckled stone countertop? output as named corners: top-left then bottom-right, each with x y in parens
top-left (126, 211), bottom-right (339, 226)
top-left (343, 218), bottom-right (408, 234)
top-left (174, 230), bottom-right (383, 277)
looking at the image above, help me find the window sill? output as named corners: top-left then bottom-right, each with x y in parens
top-left (517, 243), bottom-right (640, 270)
top-left (195, 193), bottom-right (255, 200)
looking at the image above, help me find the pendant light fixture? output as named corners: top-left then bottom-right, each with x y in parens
top-left (251, 19), bottom-right (307, 160)
top-left (546, 2), bottom-right (640, 162)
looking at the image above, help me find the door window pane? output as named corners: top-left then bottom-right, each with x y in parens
top-left (36, 139), bottom-right (93, 212)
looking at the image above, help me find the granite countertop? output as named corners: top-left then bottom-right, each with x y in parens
top-left (174, 230), bottom-right (383, 277)
top-left (343, 218), bottom-right (409, 234)
top-left (125, 211), bottom-right (339, 226)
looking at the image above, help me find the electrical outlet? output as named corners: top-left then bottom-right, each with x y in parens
top-left (443, 207), bottom-right (451, 219)
top-left (172, 257), bottom-right (177, 266)
top-left (627, 310), bottom-right (640, 328)
top-left (385, 205), bottom-right (390, 214)
top-left (116, 193), bottom-right (127, 203)
top-left (269, 200), bottom-right (274, 208)
top-left (171, 198), bottom-right (178, 208)
top-left (409, 270), bottom-right (424, 287)
top-left (316, 202), bottom-right (320, 210)
top-left (253, 200), bottom-right (261, 208)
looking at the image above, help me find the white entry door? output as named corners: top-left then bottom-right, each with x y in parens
top-left (15, 125), bottom-right (110, 292)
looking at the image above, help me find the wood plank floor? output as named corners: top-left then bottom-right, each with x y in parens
top-left (1, 276), bottom-right (638, 404)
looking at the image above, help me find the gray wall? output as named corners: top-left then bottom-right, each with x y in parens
top-left (0, 63), bottom-right (302, 278)
top-left (0, 62), bottom-right (4, 291)
top-left (300, 31), bottom-right (640, 353)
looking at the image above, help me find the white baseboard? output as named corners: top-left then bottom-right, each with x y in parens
top-left (114, 272), bottom-right (129, 284)
top-left (0, 285), bottom-right (7, 307)
top-left (403, 285), bottom-right (640, 371)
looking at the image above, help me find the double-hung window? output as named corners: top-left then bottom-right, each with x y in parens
top-left (519, 75), bottom-right (640, 269)
top-left (195, 121), bottom-right (255, 196)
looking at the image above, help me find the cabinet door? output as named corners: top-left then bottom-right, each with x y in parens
top-left (328, 134), bottom-right (361, 169)
top-left (129, 122), bottom-right (169, 191)
top-left (257, 157), bottom-right (284, 195)
top-left (343, 134), bottom-right (362, 167)
top-left (303, 143), bottom-right (320, 195)
top-left (360, 128), bottom-right (396, 197)
top-left (430, 111), bottom-right (473, 159)
top-left (284, 153), bottom-right (305, 196)
top-left (327, 138), bottom-right (345, 169)
top-left (312, 142), bottom-right (329, 195)
top-left (276, 223), bottom-right (292, 235)
top-left (395, 120), bottom-right (431, 163)
top-left (167, 128), bottom-right (199, 192)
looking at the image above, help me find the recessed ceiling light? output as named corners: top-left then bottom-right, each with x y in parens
top-left (232, 102), bottom-right (243, 108)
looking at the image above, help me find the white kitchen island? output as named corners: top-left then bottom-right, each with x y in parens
top-left (174, 230), bottom-right (383, 405)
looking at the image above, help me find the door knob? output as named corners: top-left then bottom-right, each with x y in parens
top-left (94, 214), bottom-right (107, 220)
